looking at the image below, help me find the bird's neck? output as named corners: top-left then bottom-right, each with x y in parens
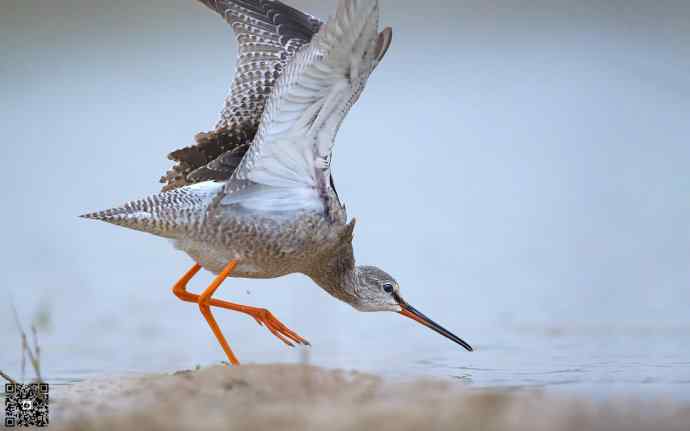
top-left (307, 246), bottom-right (361, 307)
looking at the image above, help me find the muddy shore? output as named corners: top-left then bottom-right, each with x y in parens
top-left (46, 364), bottom-right (690, 431)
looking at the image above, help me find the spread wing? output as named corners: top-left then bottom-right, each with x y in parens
top-left (218, 0), bottom-right (392, 214)
top-left (161, 0), bottom-right (323, 192)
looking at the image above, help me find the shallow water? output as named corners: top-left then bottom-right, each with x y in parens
top-left (3, 299), bottom-right (690, 400)
top-left (2, 0), bottom-right (690, 400)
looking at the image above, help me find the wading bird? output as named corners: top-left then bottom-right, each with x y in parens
top-left (82, 0), bottom-right (473, 365)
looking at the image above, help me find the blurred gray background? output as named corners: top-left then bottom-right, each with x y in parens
top-left (1, 0), bottom-right (689, 396)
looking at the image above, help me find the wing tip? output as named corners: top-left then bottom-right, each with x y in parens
top-left (375, 26), bottom-right (393, 63)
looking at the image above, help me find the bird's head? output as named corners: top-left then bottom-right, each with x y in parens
top-left (352, 266), bottom-right (473, 352)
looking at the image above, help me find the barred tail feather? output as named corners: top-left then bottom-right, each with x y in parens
top-left (80, 182), bottom-right (222, 238)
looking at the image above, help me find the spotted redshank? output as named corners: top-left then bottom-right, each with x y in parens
top-left (81, 0), bottom-right (473, 365)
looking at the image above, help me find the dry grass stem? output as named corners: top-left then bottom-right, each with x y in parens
top-left (0, 370), bottom-right (17, 384)
top-left (10, 301), bottom-right (44, 383)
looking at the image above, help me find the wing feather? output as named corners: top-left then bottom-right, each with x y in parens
top-left (230, 0), bottom-right (386, 195)
top-left (161, 0), bottom-right (322, 192)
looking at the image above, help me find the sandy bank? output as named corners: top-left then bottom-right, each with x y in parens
top-left (51, 364), bottom-right (689, 431)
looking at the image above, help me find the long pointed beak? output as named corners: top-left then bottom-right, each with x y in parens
top-left (396, 294), bottom-right (473, 352)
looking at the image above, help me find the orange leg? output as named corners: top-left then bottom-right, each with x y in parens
top-left (198, 261), bottom-right (240, 365)
top-left (172, 262), bottom-right (309, 365)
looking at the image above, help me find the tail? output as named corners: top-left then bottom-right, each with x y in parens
top-left (80, 182), bottom-right (222, 238)
top-left (80, 195), bottom-right (171, 237)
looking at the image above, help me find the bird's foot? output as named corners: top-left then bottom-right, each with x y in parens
top-left (250, 308), bottom-right (310, 348)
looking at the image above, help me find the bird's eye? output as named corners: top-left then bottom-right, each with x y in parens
top-left (383, 283), bottom-right (395, 293)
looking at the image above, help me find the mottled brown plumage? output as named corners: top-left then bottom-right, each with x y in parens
top-left (161, 127), bottom-right (253, 192)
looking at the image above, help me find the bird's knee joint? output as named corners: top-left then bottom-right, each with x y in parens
top-left (172, 286), bottom-right (185, 300)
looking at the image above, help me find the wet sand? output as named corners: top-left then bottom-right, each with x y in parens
top-left (51, 364), bottom-right (689, 431)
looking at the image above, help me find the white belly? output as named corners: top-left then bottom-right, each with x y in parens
top-left (171, 238), bottom-right (268, 276)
